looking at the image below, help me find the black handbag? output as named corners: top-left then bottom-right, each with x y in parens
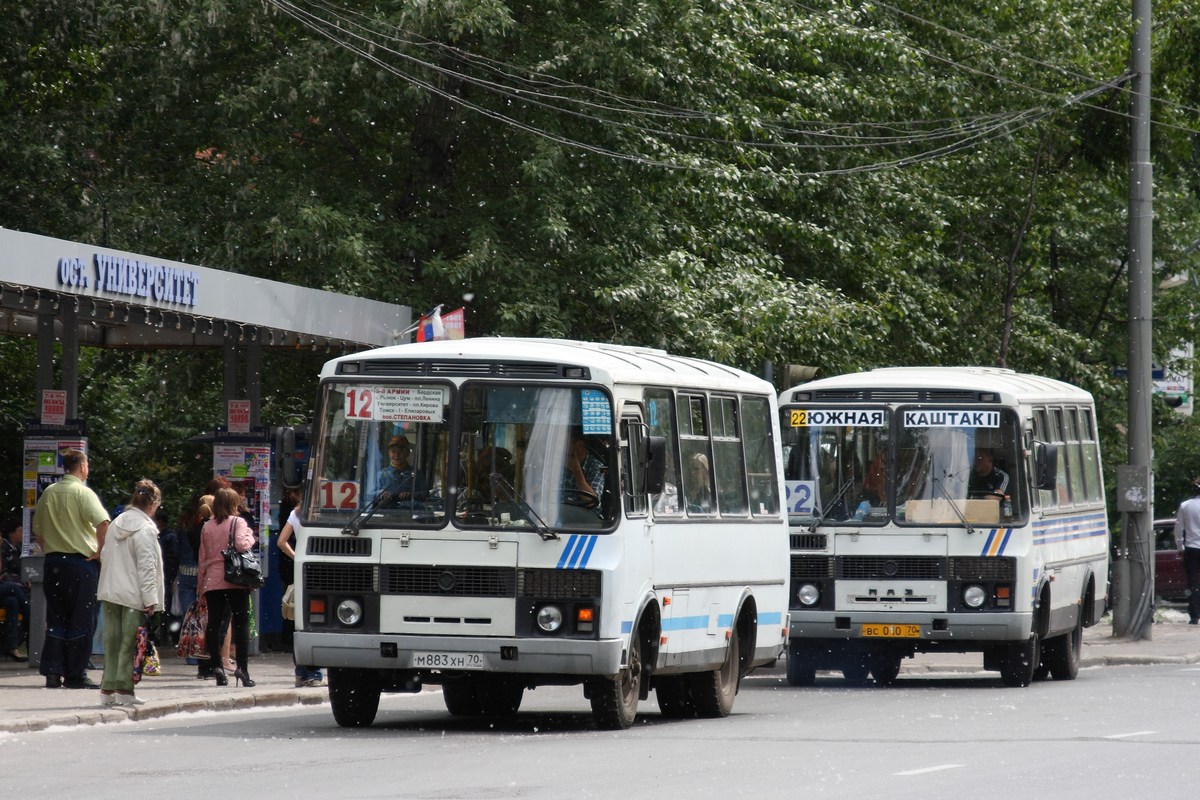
top-left (221, 520), bottom-right (263, 589)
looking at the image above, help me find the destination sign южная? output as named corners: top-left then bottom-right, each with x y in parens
top-left (903, 409), bottom-right (1000, 428)
top-left (788, 409), bottom-right (886, 427)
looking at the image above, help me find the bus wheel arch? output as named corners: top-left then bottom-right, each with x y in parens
top-left (587, 601), bottom-right (659, 730)
top-left (690, 596), bottom-right (756, 718)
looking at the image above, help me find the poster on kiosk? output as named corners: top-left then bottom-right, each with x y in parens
top-left (21, 415), bottom-right (89, 667)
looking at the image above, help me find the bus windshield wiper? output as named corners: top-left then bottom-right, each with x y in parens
top-left (932, 474), bottom-right (975, 535)
top-left (809, 480), bottom-right (855, 533)
top-left (490, 472), bottom-right (559, 541)
top-left (342, 491), bottom-right (388, 537)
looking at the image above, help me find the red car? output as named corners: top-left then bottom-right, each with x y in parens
top-left (1155, 518), bottom-right (1188, 601)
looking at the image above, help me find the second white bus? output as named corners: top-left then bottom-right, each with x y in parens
top-left (779, 367), bottom-right (1109, 687)
top-left (294, 338), bottom-right (789, 728)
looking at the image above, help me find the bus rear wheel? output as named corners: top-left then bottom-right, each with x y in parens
top-left (870, 654), bottom-right (903, 686)
top-left (478, 677), bottom-right (524, 717)
top-left (328, 668), bottom-right (382, 728)
top-left (442, 679), bottom-right (483, 716)
top-left (655, 676), bottom-right (697, 719)
top-left (690, 628), bottom-right (740, 718)
top-left (588, 635), bottom-right (642, 730)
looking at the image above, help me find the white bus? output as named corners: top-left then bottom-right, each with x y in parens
top-left (293, 338), bottom-right (789, 728)
top-left (779, 367), bottom-right (1109, 687)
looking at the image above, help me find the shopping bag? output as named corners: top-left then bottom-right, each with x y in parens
top-left (132, 620), bottom-right (150, 684)
top-left (176, 597), bottom-right (208, 659)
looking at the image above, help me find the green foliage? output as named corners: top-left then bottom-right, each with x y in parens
top-left (0, 0), bottom-right (1199, 517)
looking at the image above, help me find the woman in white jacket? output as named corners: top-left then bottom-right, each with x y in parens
top-left (97, 479), bottom-right (165, 706)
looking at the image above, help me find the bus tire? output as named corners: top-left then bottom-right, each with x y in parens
top-left (870, 654), bottom-right (902, 686)
top-left (999, 633), bottom-right (1040, 687)
top-left (328, 668), bottom-right (381, 728)
top-left (442, 679), bottom-right (483, 716)
top-left (1043, 609), bottom-right (1083, 681)
top-left (786, 646), bottom-right (817, 687)
top-left (478, 677), bottom-right (524, 717)
top-left (690, 627), bottom-right (740, 718)
top-left (654, 676), bottom-right (697, 719)
top-left (588, 634), bottom-right (642, 730)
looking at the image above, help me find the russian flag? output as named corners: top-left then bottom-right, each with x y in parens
top-left (416, 306), bottom-right (445, 342)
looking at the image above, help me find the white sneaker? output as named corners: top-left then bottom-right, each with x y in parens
top-left (115, 692), bottom-right (145, 706)
top-left (100, 692), bottom-right (117, 706)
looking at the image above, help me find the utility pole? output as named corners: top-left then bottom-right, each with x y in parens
top-left (1114, 0), bottom-right (1154, 640)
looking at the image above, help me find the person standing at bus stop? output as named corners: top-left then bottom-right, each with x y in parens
top-left (33, 448), bottom-right (110, 689)
top-left (1174, 478), bottom-right (1200, 625)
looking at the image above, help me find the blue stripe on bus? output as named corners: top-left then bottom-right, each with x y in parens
top-left (579, 534), bottom-right (598, 567)
top-left (552, 534), bottom-right (595, 573)
top-left (1032, 512), bottom-right (1108, 545)
top-left (978, 528), bottom-right (1014, 556)
top-left (625, 611), bottom-right (785, 635)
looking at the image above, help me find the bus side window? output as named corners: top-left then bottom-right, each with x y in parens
top-left (679, 393), bottom-right (714, 515)
top-left (646, 389), bottom-right (682, 516)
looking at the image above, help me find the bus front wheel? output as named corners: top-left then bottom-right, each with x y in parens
top-left (328, 668), bottom-right (382, 728)
top-left (786, 645), bottom-right (817, 687)
top-left (588, 635), bottom-right (642, 730)
top-left (999, 633), bottom-right (1040, 687)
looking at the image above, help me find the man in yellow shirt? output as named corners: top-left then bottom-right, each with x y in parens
top-left (33, 449), bottom-right (110, 689)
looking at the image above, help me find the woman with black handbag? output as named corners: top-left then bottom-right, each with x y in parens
top-left (197, 487), bottom-right (256, 687)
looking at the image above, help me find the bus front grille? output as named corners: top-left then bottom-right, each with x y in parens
top-left (305, 563), bottom-right (376, 593)
top-left (790, 533), bottom-right (828, 550)
top-left (307, 536), bottom-right (372, 556)
top-left (837, 556), bottom-right (945, 580)
top-left (791, 555), bottom-right (834, 579)
top-left (382, 565), bottom-right (517, 597)
top-left (950, 556), bottom-right (1016, 581)
top-left (519, 568), bottom-right (602, 598)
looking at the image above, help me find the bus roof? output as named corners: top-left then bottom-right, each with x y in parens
top-left (783, 366), bottom-right (1094, 406)
top-left (324, 338), bottom-right (774, 394)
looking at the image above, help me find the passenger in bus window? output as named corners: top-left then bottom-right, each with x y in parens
top-left (684, 453), bottom-right (714, 513)
top-left (967, 449), bottom-right (1009, 500)
top-left (564, 430), bottom-right (605, 514)
top-left (377, 435), bottom-right (427, 505)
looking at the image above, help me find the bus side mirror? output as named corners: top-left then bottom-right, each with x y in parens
top-left (1035, 442), bottom-right (1058, 490)
top-left (277, 426), bottom-right (299, 489)
top-left (645, 435), bottom-right (667, 496)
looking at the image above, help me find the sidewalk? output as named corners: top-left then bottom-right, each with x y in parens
top-left (3, 611), bottom-right (1200, 734)
top-left (0, 648), bottom-right (327, 734)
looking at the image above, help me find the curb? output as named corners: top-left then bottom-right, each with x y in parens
top-left (0, 688), bottom-right (326, 734)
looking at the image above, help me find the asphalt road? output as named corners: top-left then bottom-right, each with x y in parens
top-left (13, 661), bottom-right (1200, 799)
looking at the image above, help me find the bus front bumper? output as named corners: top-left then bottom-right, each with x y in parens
top-left (788, 609), bottom-right (1033, 644)
top-left (294, 631), bottom-right (626, 677)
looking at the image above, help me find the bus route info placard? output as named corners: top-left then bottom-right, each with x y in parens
top-left (343, 386), bottom-right (448, 423)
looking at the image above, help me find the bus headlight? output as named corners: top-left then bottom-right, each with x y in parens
top-left (963, 585), bottom-right (987, 609)
top-left (797, 583), bottom-right (821, 607)
top-left (536, 605), bottom-right (564, 633)
top-left (336, 598), bottom-right (364, 626)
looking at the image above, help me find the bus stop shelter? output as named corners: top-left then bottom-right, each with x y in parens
top-left (0, 225), bottom-right (411, 664)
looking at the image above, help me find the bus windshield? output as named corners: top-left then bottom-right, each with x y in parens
top-left (781, 405), bottom-right (1024, 527)
top-left (308, 381), bottom-right (453, 525)
top-left (455, 384), bottom-right (615, 530)
top-left (307, 380), bottom-right (616, 531)
top-left (781, 407), bottom-right (889, 526)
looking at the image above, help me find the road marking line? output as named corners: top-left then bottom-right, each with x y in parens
top-left (1104, 731), bottom-right (1156, 739)
top-left (894, 764), bottom-right (964, 776)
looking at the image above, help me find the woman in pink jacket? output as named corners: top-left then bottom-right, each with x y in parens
top-left (198, 487), bottom-right (256, 687)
